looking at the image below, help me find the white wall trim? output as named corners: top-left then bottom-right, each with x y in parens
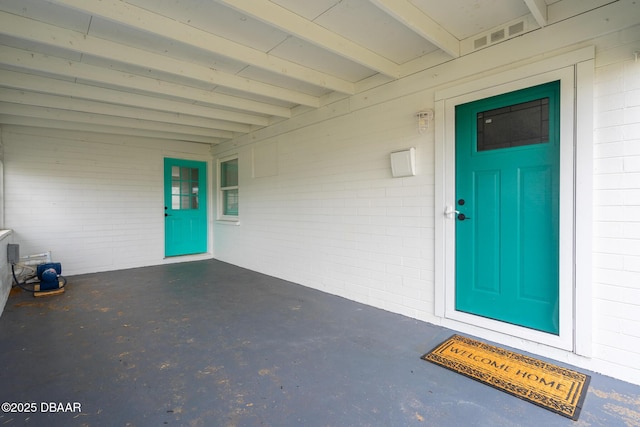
top-left (0, 230), bottom-right (13, 318)
top-left (434, 47), bottom-right (594, 356)
top-left (574, 59), bottom-right (594, 357)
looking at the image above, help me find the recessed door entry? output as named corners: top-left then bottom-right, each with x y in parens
top-left (164, 158), bottom-right (207, 257)
top-left (454, 81), bottom-right (560, 334)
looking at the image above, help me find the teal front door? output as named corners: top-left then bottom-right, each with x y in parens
top-left (455, 81), bottom-right (560, 334)
top-left (164, 158), bottom-right (207, 257)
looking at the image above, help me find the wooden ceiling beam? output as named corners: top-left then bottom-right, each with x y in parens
top-left (0, 11), bottom-right (320, 108)
top-left (216, 0), bottom-right (401, 78)
top-left (369, 0), bottom-right (460, 58)
top-left (0, 46), bottom-right (292, 118)
top-left (0, 102), bottom-right (235, 139)
top-left (0, 114), bottom-right (222, 144)
top-left (47, 0), bottom-right (356, 94)
top-left (0, 70), bottom-right (268, 127)
top-left (524, 0), bottom-right (548, 27)
top-left (0, 88), bottom-right (251, 134)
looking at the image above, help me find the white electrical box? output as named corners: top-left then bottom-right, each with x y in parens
top-left (390, 147), bottom-right (416, 177)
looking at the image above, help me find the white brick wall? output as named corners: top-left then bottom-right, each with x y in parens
top-left (3, 127), bottom-right (212, 275)
top-left (213, 95), bottom-right (436, 322)
top-left (0, 231), bottom-right (15, 318)
top-left (592, 25), bottom-right (640, 383)
top-left (0, 24), bottom-right (637, 386)
top-left (213, 25), bottom-right (640, 385)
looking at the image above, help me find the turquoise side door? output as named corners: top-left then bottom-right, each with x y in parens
top-left (455, 81), bottom-right (560, 334)
top-left (164, 158), bottom-right (207, 257)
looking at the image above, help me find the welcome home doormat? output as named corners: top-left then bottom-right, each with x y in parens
top-left (422, 335), bottom-right (590, 420)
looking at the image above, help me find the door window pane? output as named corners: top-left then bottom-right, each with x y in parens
top-left (171, 167), bottom-right (200, 210)
top-left (477, 98), bottom-right (549, 151)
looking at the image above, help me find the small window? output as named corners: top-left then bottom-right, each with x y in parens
top-left (477, 97), bottom-right (550, 151)
top-left (218, 156), bottom-right (238, 218)
top-left (171, 166), bottom-right (200, 210)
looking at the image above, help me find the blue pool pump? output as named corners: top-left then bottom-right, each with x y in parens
top-left (8, 244), bottom-right (67, 293)
top-left (36, 263), bottom-right (63, 291)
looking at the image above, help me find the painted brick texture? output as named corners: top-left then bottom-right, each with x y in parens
top-left (214, 95), bottom-right (436, 322)
top-left (592, 25), bottom-right (640, 383)
top-left (0, 231), bottom-right (14, 317)
top-left (0, 25), bottom-right (637, 386)
top-left (214, 26), bottom-right (640, 385)
top-left (3, 128), bottom-right (211, 275)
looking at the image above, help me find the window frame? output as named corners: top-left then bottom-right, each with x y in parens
top-left (217, 155), bottom-right (239, 221)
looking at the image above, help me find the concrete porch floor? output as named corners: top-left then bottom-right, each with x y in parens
top-left (0, 259), bottom-right (638, 427)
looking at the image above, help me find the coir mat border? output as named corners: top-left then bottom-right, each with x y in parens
top-left (422, 335), bottom-right (590, 420)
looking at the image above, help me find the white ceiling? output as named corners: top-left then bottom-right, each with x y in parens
top-left (0, 0), bottom-right (615, 145)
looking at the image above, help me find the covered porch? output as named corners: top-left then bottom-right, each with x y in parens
top-left (1, 259), bottom-right (638, 426)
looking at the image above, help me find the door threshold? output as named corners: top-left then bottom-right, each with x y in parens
top-left (162, 253), bottom-right (213, 263)
top-left (443, 310), bottom-right (572, 351)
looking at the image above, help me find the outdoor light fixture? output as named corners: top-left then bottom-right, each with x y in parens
top-left (416, 110), bottom-right (434, 134)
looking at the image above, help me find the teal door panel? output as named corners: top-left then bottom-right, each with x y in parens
top-left (473, 169), bottom-right (501, 293)
top-left (164, 158), bottom-right (207, 257)
top-left (455, 81), bottom-right (560, 334)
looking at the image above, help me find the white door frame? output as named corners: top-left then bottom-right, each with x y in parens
top-left (434, 48), bottom-right (594, 356)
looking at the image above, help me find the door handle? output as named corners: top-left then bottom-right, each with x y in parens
top-left (446, 206), bottom-right (470, 220)
top-left (444, 206), bottom-right (460, 218)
